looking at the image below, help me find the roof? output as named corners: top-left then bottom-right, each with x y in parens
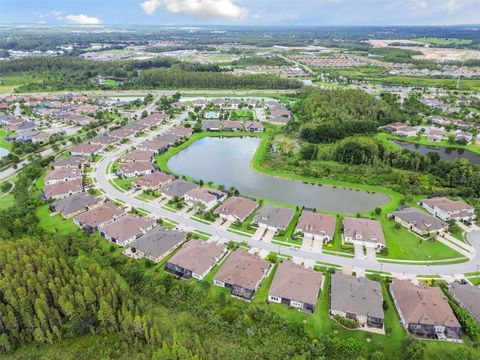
top-left (214, 248), bottom-right (269, 290)
top-left (73, 202), bottom-right (124, 227)
top-left (161, 179), bottom-right (199, 198)
top-left (133, 172), bottom-right (174, 188)
top-left (130, 226), bottom-right (186, 258)
top-left (167, 127), bottom-right (193, 138)
top-left (70, 143), bottom-right (103, 154)
top-left (202, 120), bottom-right (221, 129)
top-left (214, 196), bottom-right (259, 221)
top-left (51, 193), bottom-right (102, 216)
top-left (185, 187), bottom-right (226, 203)
top-left (343, 217), bottom-right (385, 245)
top-left (269, 261), bottom-right (323, 305)
top-left (157, 134), bottom-right (182, 144)
top-left (101, 214), bottom-right (156, 242)
top-left (392, 208), bottom-right (448, 232)
top-left (449, 283), bottom-right (480, 323)
top-left (109, 128), bottom-right (136, 138)
top-left (137, 139), bottom-right (170, 152)
top-left (422, 197), bottom-right (474, 213)
top-left (120, 162), bottom-right (154, 175)
top-left (391, 279), bottom-right (460, 327)
top-left (89, 135), bottom-right (117, 145)
top-left (43, 179), bottom-right (83, 199)
top-left (223, 120), bottom-right (243, 129)
top-left (253, 204), bottom-right (295, 229)
top-left (51, 155), bottom-right (89, 168)
top-left (245, 121), bottom-right (263, 130)
top-left (296, 210), bottom-right (336, 237)
top-left (330, 272), bottom-right (384, 319)
top-left (120, 150), bottom-right (154, 163)
top-left (45, 167), bottom-right (82, 183)
top-left (167, 240), bottom-right (226, 275)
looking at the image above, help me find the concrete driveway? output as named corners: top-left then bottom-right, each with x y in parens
top-left (252, 227), bottom-right (265, 240)
top-left (365, 246), bottom-right (377, 262)
top-left (263, 230), bottom-right (276, 243)
top-left (354, 244), bottom-right (365, 260)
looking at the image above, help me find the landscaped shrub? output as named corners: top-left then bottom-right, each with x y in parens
top-left (334, 315), bottom-right (359, 329)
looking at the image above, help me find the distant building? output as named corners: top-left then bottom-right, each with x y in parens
top-left (421, 197), bottom-right (476, 222)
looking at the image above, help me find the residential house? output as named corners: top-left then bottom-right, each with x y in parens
top-left (421, 197), bottom-right (476, 222)
top-left (70, 143), bottom-right (103, 156)
top-left (390, 279), bottom-right (462, 340)
top-left (202, 120), bottom-right (221, 131)
top-left (184, 187), bottom-right (227, 210)
top-left (253, 204), bottom-right (295, 233)
top-left (89, 135), bottom-right (117, 147)
top-left (43, 179), bottom-right (83, 200)
top-left (245, 121), bottom-right (264, 132)
top-left (132, 171), bottom-right (174, 190)
top-left (385, 122), bottom-right (407, 133)
top-left (109, 128), bottom-right (136, 139)
top-left (448, 283), bottom-right (480, 325)
top-left (395, 126), bottom-right (418, 138)
top-left (128, 227), bottom-right (187, 262)
top-left (268, 261), bottom-right (323, 313)
top-left (343, 217), bottom-right (386, 251)
top-left (391, 208), bottom-right (448, 236)
top-left (120, 150), bottom-right (154, 163)
top-left (214, 196), bottom-right (259, 223)
top-left (44, 167), bottom-right (82, 185)
top-left (73, 202), bottom-right (124, 233)
top-left (427, 128), bottom-right (446, 142)
top-left (165, 240), bottom-right (227, 279)
top-left (167, 127), bottom-right (194, 139)
top-left (295, 210), bottom-right (336, 243)
top-left (223, 120), bottom-right (243, 132)
top-left (213, 248), bottom-right (270, 300)
top-left (118, 162), bottom-right (155, 179)
top-left (330, 272), bottom-right (384, 329)
top-left (100, 214), bottom-right (156, 246)
top-left (161, 179), bottom-right (199, 199)
top-left (157, 133), bottom-right (182, 145)
top-left (455, 131), bottom-right (473, 144)
top-left (136, 139), bottom-right (170, 153)
top-left (51, 155), bottom-right (89, 170)
top-left (138, 112), bottom-right (169, 127)
top-left (50, 193), bottom-right (103, 218)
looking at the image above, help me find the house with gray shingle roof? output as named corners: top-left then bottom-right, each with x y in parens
top-left (253, 204), bottom-right (295, 232)
top-left (50, 193), bottom-right (103, 218)
top-left (161, 179), bottom-right (199, 199)
top-left (392, 208), bottom-right (448, 236)
top-left (448, 283), bottom-right (480, 325)
top-left (330, 272), bottom-right (384, 329)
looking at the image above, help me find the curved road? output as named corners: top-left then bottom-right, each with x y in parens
top-left (94, 120), bottom-right (480, 279)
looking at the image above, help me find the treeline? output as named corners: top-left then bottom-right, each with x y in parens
top-left (145, 45), bottom-right (215, 53)
top-left (136, 69), bottom-right (301, 89)
top-left (229, 56), bottom-right (289, 67)
top-left (295, 88), bottom-right (405, 143)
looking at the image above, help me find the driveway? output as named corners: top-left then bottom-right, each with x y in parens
top-left (263, 230), bottom-right (276, 243)
top-left (354, 244), bottom-right (365, 260)
top-left (365, 246), bottom-right (377, 262)
top-left (252, 227), bottom-right (265, 240)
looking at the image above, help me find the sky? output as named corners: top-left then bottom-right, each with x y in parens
top-left (1, 0), bottom-right (479, 26)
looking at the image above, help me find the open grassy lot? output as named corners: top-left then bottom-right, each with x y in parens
top-left (0, 74), bottom-right (44, 93)
top-left (35, 204), bottom-right (82, 235)
top-left (111, 176), bottom-right (138, 192)
top-left (414, 37), bottom-right (473, 46)
top-left (229, 109), bottom-right (255, 120)
top-left (0, 128), bottom-right (13, 150)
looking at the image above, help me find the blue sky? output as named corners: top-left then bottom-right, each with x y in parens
top-left (1, 0), bottom-right (479, 26)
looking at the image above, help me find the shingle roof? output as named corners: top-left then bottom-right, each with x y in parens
top-left (133, 172), bottom-right (174, 188)
top-left (330, 272), bottom-right (384, 319)
top-left (392, 208), bottom-right (448, 232)
top-left (449, 283), bottom-right (480, 323)
top-left (130, 226), bottom-right (186, 259)
top-left (269, 261), bottom-right (323, 305)
top-left (161, 179), bottom-right (198, 198)
top-left (73, 202), bottom-right (124, 227)
top-left (214, 196), bottom-right (259, 222)
top-left (253, 204), bottom-right (295, 229)
top-left (167, 240), bottom-right (226, 275)
top-left (391, 279), bottom-right (460, 327)
top-left (296, 210), bottom-right (336, 237)
top-left (343, 217), bottom-right (385, 245)
top-left (100, 214), bottom-right (156, 243)
top-left (51, 155), bottom-right (89, 168)
top-left (51, 193), bottom-right (102, 216)
top-left (43, 179), bottom-right (83, 199)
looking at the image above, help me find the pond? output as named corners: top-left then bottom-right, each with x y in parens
top-left (168, 137), bottom-right (390, 213)
top-left (393, 140), bottom-right (480, 164)
top-left (0, 148), bottom-right (9, 159)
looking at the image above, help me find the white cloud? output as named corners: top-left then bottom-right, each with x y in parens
top-left (65, 14), bottom-right (102, 25)
top-left (140, 0), bottom-right (162, 15)
top-left (141, 0), bottom-right (247, 20)
top-left (447, 0), bottom-right (458, 12)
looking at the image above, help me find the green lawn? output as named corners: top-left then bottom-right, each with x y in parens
top-left (111, 177), bottom-right (137, 192)
top-left (229, 109), bottom-right (255, 120)
top-left (35, 204), bottom-right (82, 235)
top-left (414, 37), bottom-right (472, 46)
top-left (0, 128), bottom-right (13, 150)
top-left (229, 206), bottom-right (259, 234)
top-left (135, 191), bottom-right (159, 201)
top-left (273, 207), bottom-right (303, 245)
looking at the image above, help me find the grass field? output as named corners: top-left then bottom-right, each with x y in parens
top-left (229, 109), bottom-right (255, 120)
top-left (35, 204), bottom-right (82, 235)
top-left (414, 37), bottom-right (473, 46)
top-left (0, 128), bottom-right (13, 150)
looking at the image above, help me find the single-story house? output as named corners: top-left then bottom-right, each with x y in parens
top-left (51, 155), bottom-right (89, 170)
top-left (161, 179), bottom-right (199, 199)
top-left (135, 139), bottom-right (170, 153)
top-left (43, 179), bottom-right (83, 200)
top-left (390, 279), bottom-right (462, 340)
top-left (184, 187), bottom-right (227, 210)
top-left (253, 204), bottom-right (295, 232)
top-left (89, 135), bottom-right (117, 147)
top-left (223, 120), bottom-right (243, 132)
top-left (295, 210), bottom-right (336, 243)
top-left (244, 121), bottom-right (264, 132)
top-left (118, 162), bottom-right (155, 179)
top-left (268, 261), bottom-right (323, 313)
top-left (109, 128), bottom-right (136, 139)
top-left (127, 226), bottom-right (187, 262)
top-left (120, 150), bottom-right (154, 163)
top-left (330, 272), bottom-right (384, 329)
top-left (448, 283), bottom-right (480, 325)
top-left (213, 248), bottom-right (270, 300)
top-left (202, 120), bottom-right (221, 131)
top-left (138, 112), bottom-right (169, 127)
top-left (44, 167), bottom-right (82, 185)
top-left (73, 202), bottom-right (124, 233)
top-left (427, 128), bottom-right (446, 142)
top-left (391, 208), bottom-right (448, 236)
top-left (343, 217), bottom-right (386, 252)
top-left (132, 171), bottom-right (174, 190)
top-left (165, 240), bottom-right (227, 279)
top-left (214, 196), bottom-right (259, 223)
top-left (385, 122), bottom-right (407, 133)
top-left (395, 126), bottom-right (418, 138)
top-left (100, 214), bottom-right (156, 246)
top-left (167, 127), bottom-right (194, 139)
top-left (50, 193), bottom-right (103, 218)
top-left (70, 143), bottom-right (104, 156)
top-left (421, 197), bottom-right (476, 222)
top-left (455, 131), bottom-right (473, 143)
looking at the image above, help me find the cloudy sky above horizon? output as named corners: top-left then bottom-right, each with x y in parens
top-left (1, 0), bottom-right (479, 26)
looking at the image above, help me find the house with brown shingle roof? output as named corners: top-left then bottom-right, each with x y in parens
top-left (70, 143), bottom-right (103, 156)
top-left (135, 139), bottom-right (170, 153)
top-left (165, 240), bottom-right (227, 280)
top-left (390, 279), bottom-right (462, 341)
top-left (73, 202), bottom-right (124, 233)
top-left (214, 196), bottom-right (259, 223)
top-left (296, 210), bottom-right (336, 243)
top-left (100, 214), bottom-right (156, 246)
top-left (120, 150), bottom-right (155, 163)
top-left (44, 167), bottom-right (82, 185)
top-left (223, 120), bottom-right (243, 132)
top-left (50, 193), bottom-right (103, 218)
top-left (268, 261), bottom-right (323, 313)
top-left (118, 162), bottom-right (155, 179)
top-left (133, 171), bottom-right (174, 190)
top-left (245, 121), bottom-right (264, 133)
top-left (421, 197), bottom-right (476, 222)
top-left (343, 217), bottom-right (386, 251)
top-left (184, 187), bottom-right (227, 210)
top-left (51, 155), bottom-right (89, 170)
top-left (109, 128), bottom-right (136, 139)
top-left (43, 179), bottom-right (83, 200)
top-left (214, 248), bottom-right (270, 300)
top-left (167, 127), bottom-right (193, 139)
